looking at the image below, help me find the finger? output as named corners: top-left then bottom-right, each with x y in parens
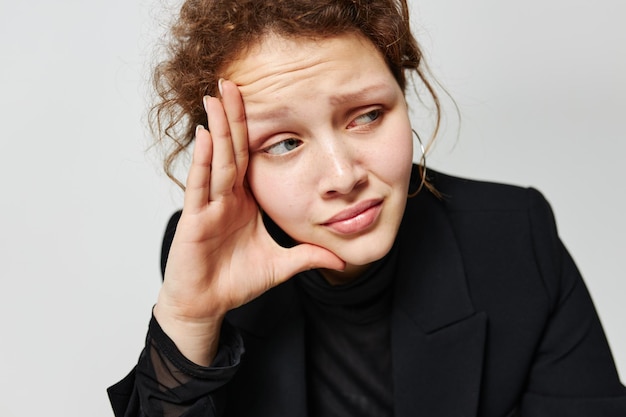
top-left (205, 95), bottom-right (237, 200)
top-left (220, 79), bottom-right (249, 187)
top-left (184, 125), bottom-right (213, 212)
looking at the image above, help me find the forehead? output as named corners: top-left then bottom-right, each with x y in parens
top-left (222, 31), bottom-right (385, 78)
top-left (223, 33), bottom-right (395, 90)
top-left (221, 33), bottom-right (400, 119)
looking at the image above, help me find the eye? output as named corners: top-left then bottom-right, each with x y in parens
top-left (348, 109), bottom-right (382, 128)
top-left (264, 138), bottom-right (303, 155)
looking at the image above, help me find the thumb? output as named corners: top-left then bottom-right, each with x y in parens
top-left (276, 243), bottom-right (345, 281)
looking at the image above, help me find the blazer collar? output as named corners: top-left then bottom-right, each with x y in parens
top-left (391, 189), bottom-right (487, 417)
top-left (393, 186), bottom-right (476, 332)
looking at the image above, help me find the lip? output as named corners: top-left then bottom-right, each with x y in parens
top-left (322, 199), bottom-right (383, 235)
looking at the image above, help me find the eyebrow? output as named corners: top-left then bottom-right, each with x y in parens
top-left (246, 106), bottom-right (292, 123)
top-left (328, 83), bottom-right (390, 106)
top-left (246, 83), bottom-right (391, 123)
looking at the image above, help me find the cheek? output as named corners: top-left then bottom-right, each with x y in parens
top-left (247, 160), bottom-right (311, 226)
top-left (365, 123), bottom-right (414, 182)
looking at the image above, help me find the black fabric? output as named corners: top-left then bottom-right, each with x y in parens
top-left (109, 166), bottom-right (626, 417)
top-left (160, 211), bottom-right (181, 278)
top-left (108, 315), bottom-right (243, 417)
top-left (296, 243), bottom-right (398, 417)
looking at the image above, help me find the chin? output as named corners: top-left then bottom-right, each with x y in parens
top-left (335, 233), bottom-right (396, 266)
top-left (321, 236), bottom-right (395, 284)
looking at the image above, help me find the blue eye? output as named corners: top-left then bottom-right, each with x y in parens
top-left (351, 109), bottom-right (382, 127)
top-left (264, 138), bottom-right (302, 155)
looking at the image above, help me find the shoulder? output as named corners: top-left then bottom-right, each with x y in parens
top-left (426, 169), bottom-right (559, 253)
top-left (417, 168), bottom-right (565, 305)
top-left (410, 168), bottom-right (560, 253)
top-left (420, 169), bottom-right (560, 257)
top-left (425, 169), bottom-right (550, 214)
top-left (160, 210), bottom-right (182, 279)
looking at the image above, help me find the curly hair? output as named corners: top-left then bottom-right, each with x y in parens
top-left (151, 0), bottom-right (441, 187)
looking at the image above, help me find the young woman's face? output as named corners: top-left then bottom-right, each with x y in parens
top-left (224, 33), bottom-right (414, 282)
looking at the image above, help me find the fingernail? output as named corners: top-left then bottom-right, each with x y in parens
top-left (203, 95), bottom-right (211, 112)
top-left (195, 124), bottom-right (205, 136)
top-left (218, 78), bottom-right (225, 96)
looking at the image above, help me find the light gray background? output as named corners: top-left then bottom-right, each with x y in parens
top-left (0, 0), bottom-right (623, 415)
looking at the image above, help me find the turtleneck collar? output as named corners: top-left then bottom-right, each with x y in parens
top-left (296, 241), bottom-right (399, 323)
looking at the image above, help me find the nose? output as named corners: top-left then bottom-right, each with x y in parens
top-left (316, 139), bottom-right (367, 197)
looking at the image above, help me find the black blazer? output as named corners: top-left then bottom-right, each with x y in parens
top-left (111, 169), bottom-right (626, 416)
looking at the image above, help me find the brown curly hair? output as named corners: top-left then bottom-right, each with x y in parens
top-left (151, 0), bottom-right (441, 188)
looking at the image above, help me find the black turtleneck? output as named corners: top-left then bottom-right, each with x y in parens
top-left (296, 243), bottom-right (399, 417)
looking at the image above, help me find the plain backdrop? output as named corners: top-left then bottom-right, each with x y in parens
top-left (0, 0), bottom-right (623, 415)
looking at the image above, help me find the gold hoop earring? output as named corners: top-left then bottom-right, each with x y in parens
top-left (408, 129), bottom-right (427, 198)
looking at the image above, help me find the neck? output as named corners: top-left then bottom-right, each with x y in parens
top-left (320, 262), bottom-right (372, 286)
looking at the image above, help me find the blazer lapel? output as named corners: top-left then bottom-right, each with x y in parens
top-left (392, 192), bottom-right (487, 417)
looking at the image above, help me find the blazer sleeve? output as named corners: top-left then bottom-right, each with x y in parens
top-left (519, 188), bottom-right (626, 415)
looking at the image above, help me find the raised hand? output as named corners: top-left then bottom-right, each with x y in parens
top-left (153, 80), bottom-right (345, 365)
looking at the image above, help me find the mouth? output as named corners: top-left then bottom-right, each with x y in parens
top-left (322, 199), bottom-right (383, 235)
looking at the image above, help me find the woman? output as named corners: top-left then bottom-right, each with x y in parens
top-left (109, 0), bottom-right (626, 415)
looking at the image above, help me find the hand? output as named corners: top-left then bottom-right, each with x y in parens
top-left (154, 80), bottom-right (345, 365)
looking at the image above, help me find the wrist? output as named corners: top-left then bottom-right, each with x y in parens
top-left (153, 303), bottom-right (224, 366)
